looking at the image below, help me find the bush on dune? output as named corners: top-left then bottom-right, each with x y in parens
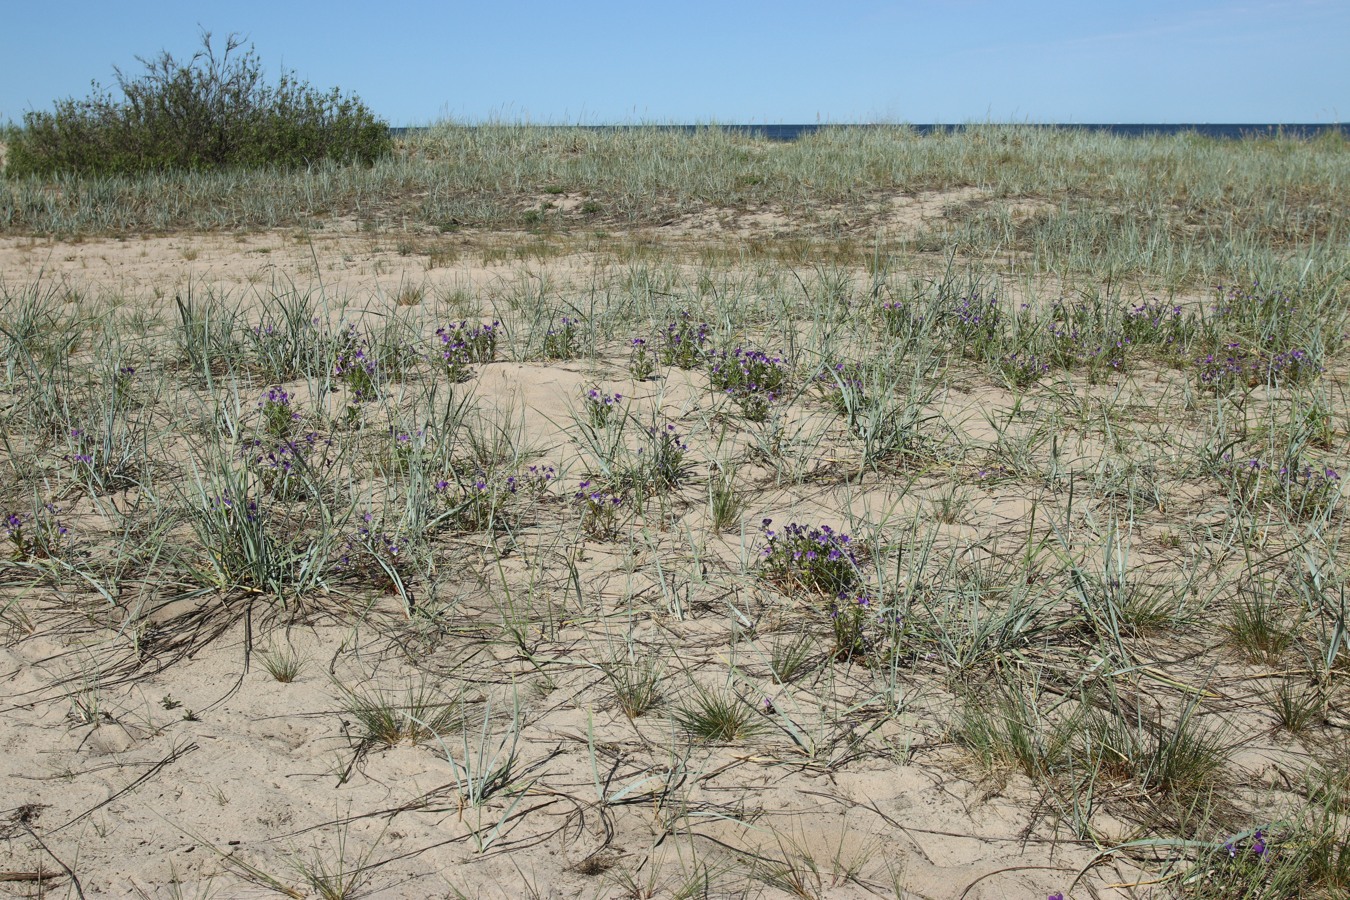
top-left (5, 31), bottom-right (390, 177)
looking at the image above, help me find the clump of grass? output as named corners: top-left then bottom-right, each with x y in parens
top-left (767, 634), bottom-right (816, 684)
top-left (186, 465), bottom-right (332, 599)
top-left (673, 683), bottom-right (761, 743)
top-left (955, 684), bottom-right (1075, 779)
top-left (708, 462), bottom-right (741, 532)
top-left (337, 680), bottom-right (459, 748)
top-left (259, 646), bottom-right (304, 683)
top-left (242, 287), bottom-right (332, 381)
top-left (929, 484), bottom-right (972, 525)
top-left (1227, 589), bottom-right (1294, 664)
top-left (1077, 698), bottom-right (1230, 799)
top-left (1266, 679), bottom-right (1324, 734)
top-left (607, 655), bottom-right (664, 719)
top-left (635, 423), bottom-right (691, 493)
top-left (288, 823), bottom-right (383, 900)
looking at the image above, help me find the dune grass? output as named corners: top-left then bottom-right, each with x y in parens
top-left (1, 128), bottom-right (1348, 896)
top-left (3, 123), bottom-right (1347, 290)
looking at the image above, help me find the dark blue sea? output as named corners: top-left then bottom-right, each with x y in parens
top-left (394, 124), bottom-right (1347, 141)
top-left (696, 123), bottom-right (1346, 141)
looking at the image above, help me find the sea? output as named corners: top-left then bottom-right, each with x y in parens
top-left (393, 124), bottom-right (1347, 141)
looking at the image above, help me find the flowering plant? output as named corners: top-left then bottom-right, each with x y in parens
top-left (436, 320), bottom-right (500, 381)
top-left (543, 316), bottom-right (581, 360)
top-left (583, 387), bottom-right (624, 428)
top-left (659, 313), bottom-right (711, 369)
top-left (709, 347), bottom-right (790, 421)
top-left (758, 520), bottom-right (861, 597)
top-left (574, 480), bottom-right (628, 540)
top-left (3, 504), bottom-right (70, 561)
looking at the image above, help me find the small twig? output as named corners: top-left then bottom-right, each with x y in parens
top-left (957, 864), bottom-right (1074, 900)
top-left (53, 740), bottom-right (198, 833)
top-left (19, 821), bottom-right (86, 900)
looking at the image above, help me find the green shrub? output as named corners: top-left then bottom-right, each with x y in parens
top-left (5, 32), bottom-right (390, 177)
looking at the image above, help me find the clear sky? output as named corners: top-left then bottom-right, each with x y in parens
top-left (2, 1), bottom-right (1345, 126)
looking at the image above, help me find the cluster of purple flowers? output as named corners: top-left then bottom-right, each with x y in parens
top-left (1224, 828), bottom-right (1269, 860)
top-left (385, 427), bottom-right (426, 472)
top-left (708, 347), bottom-right (790, 421)
top-left (333, 340), bottom-right (379, 403)
top-left (435, 469), bottom-right (510, 529)
top-left (816, 361), bottom-right (866, 413)
top-left (1212, 281), bottom-right (1295, 321)
top-left (950, 293), bottom-right (1002, 345)
top-left (999, 352), bottom-right (1052, 387)
top-left (583, 387), bottom-right (624, 427)
top-left (573, 479), bottom-right (627, 540)
top-left (213, 492), bottom-right (263, 524)
top-left (1195, 343), bottom-right (1317, 391)
top-left (1215, 453), bottom-right (1342, 514)
top-left (542, 316), bottom-right (581, 360)
top-left (259, 387), bottom-right (301, 436)
top-left (628, 337), bottom-right (657, 380)
top-left (1044, 320), bottom-right (1130, 373)
top-left (336, 511), bottom-right (406, 592)
top-left (1266, 347), bottom-right (1316, 382)
top-left (354, 514), bottom-right (402, 559)
top-left (65, 427), bottom-right (95, 470)
top-left (436, 320), bottom-right (500, 381)
top-left (1123, 298), bottom-right (1189, 347)
top-left (658, 313), bottom-right (712, 369)
top-left (1196, 343), bottom-right (1255, 390)
top-left (828, 591), bottom-right (885, 660)
top-left (239, 431), bottom-right (331, 495)
top-left (511, 464), bottom-right (557, 496)
top-left (3, 504), bottom-right (70, 561)
top-left (434, 465), bottom-right (557, 531)
top-left (759, 519), bottom-right (861, 596)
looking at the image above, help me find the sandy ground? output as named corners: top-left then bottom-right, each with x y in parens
top-left (3, 219), bottom-right (1319, 899)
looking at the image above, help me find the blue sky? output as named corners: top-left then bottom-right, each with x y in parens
top-left (3, 1), bottom-right (1345, 126)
